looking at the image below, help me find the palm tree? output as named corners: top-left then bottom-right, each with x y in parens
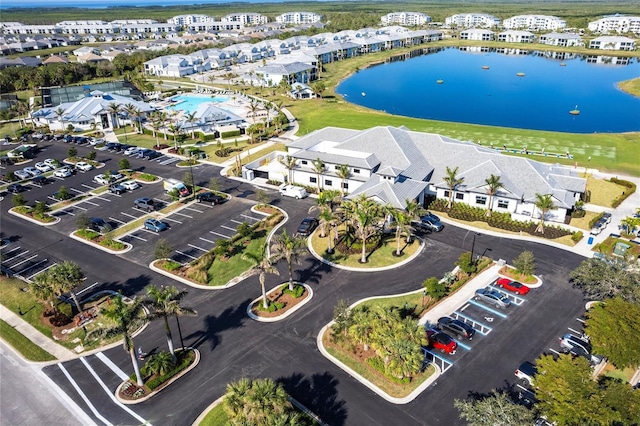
top-left (101, 294), bottom-right (145, 386)
top-left (185, 111), bottom-right (198, 139)
top-left (122, 103), bottom-right (137, 133)
top-left (248, 99), bottom-right (260, 122)
top-left (336, 164), bottom-right (351, 196)
top-left (224, 377), bottom-right (252, 420)
top-left (144, 285), bottom-right (197, 362)
top-left (308, 191), bottom-right (332, 237)
top-left (279, 155), bottom-right (297, 184)
top-left (149, 112), bottom-right (162, 147)
top-left (484, 174), bottom-right (503, 217)
top-left (168, 124), bottom-right (181, 149)
top-left (318, 208), bottom-right (338, 254)
top-left (534, 193), bottom-right (556, 234)
top-left (31, 262), bottom-right (84, 314)
top-left (341, 194), bottom-right (383, 263)
top-left (443, 166), bottom-right (464, 209)
top-left (107, 102), bottom-right (121, 129)
top-left (620, 216), bottom-right (640, 235)
top-left (312, 158), bottom-right (324, 192)
top-left (30, 273), bottom-right (58, 315)
top-left (133, 107), bottom-right (143, 134)
top-left (54, 107), bottom-right (66, 131)
top-left (243, 244), bottom-right (281, 310)
top-left (404, 199), bottom-right (425, 243)
top-left (393, 210), bottom-right (413, 256)
top-left (141, 351), bottom-right (175, 377)
top-left (270, 230), bottom-right (307, 291)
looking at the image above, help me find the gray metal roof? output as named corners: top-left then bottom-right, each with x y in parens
top-left (348, 175), bottom-right (429, 209)
top-left (255, 61), bottom-right (313, 75)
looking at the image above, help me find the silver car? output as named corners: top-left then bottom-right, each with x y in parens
top-left (474, 287), bottom-right (511, 309)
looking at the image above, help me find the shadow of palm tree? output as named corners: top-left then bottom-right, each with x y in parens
top-left (183, 300), bottom-right (250, 352)
top-left (277, 371), bottom-right (347, 426)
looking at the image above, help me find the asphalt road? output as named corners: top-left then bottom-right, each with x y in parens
top-left (1, 141), bottom-right (589, 425)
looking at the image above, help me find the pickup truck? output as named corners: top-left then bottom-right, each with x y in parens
top-left (279, 184), bottom-right (308, 199)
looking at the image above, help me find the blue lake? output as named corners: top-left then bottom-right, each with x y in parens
top-left (336, 48), bottom-right (640, 133)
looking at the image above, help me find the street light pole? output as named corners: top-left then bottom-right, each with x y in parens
top-left (470, 232), bottom-right (480, 266)
top-left (188, 154), bottom-right (195, 197)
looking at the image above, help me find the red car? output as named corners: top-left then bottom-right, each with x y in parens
top-left (495, 277), bottom-right (530, 295)
top-left (426, 330), bottom-right (457, 354)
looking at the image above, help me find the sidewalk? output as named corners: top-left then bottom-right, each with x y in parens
top-left (0, 304), bottom-right (76, 362)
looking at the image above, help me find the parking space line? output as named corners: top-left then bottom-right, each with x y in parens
top-left (230, 219), bottom-right (243, 224)
top-left (75, 205), bottom-right (88, 211)
top-left (422, 347), bottom-right (454, 372)
top-left (467, 299), bottom-right (508, 319)
top-left (71, 187), bottom-right (85, 193)
top-left (184, 207), bottom-right (203, 213)
top-left (576, 317), bottom-right (586, 324)
top-left (220, 225), bottom-right (236, 232)
top-left (128, 234), bottom-right (147, 242)
top-left (240, 214), bottom-right (261, 221)
top-left (567, 327), bottom-right (582, 335)
top-left (548, 348), bottom-right (561, 356)
top-left (120, 212), bottom-right (139, 220)
top-left (8, 254), bottom-right (39, 269)
top-left (81, 184), bottom-right (97, 190)
top-left (109, 217), bottom-right (126, 225)
top-left (452, 311), bottom-right (492, 335)
top-left (94, 196), bottom-right (111, 202)
top-left (188, 244), bottom-right (208, 252)
top-left (76, 281), bottom-right (100, 296)
top-left (199, 237), bottom-right (215, 244)
top-left (15, 259), bottom-right (48, 277)
top-left (163, 217), bottom-right (182, 224)
top-left (5, 249), bottom-right (29, 260)
top-left (2, 246), bottom-right (22, 255)
top-left (210, 231), bottom-right (232, 238)
top-left (82, 200), bottom-right (99, 207)
top-left (175, 250), bottom-right (198, 260)
top-left (174, 212), bottom-right (193, 219)
top-left (28, 262), bottom-right (58, 280)
top-left (153, 198), bottom-right (167, 203)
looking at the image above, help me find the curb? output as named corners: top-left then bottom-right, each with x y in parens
top-left (307, 235), bottom-right (425, 272)
top-left (115, 348), bottom-right (200, 405)
top-left (8, 207), bottom-right (61, 226)
top-left (496, 265), bottom-right (543, 289)
top-left (69, 231), bottom-right (133, 255)
top-left (191, 395), bottom-right (226, 426)
top-left (246, 283), bottom-right (313, 322)
top-left (316, 321), bottom-right (442, 404)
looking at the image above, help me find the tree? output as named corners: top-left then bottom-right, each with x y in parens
top-left (311, 158), bottom-right (324, 192)
top-left (270, 230), bottom-right (307, 291)
top-left (54, 107), bottom-right (66, 130)
top-left (454, 390), bottom-right (536, 426)
top-left (86, 150), bottom-right (96, 161)
top-left (243, 244), bottom-right (281, 310)
top-left (423, 277), bottom-right (447, 300)
top-left (119, 157), bottom-right (130, 170)
top-left (248, 99), bottom-right (260, 122)
top-left (570, 258), bottom-right (640, 304)
top-left (318, 207), bottom-right (338, 254)
top-left (154, 238), bottom-right (173, 260)
top-left (336, 164), bottom-right (350, 195)
top-left (585, 297), bottom-right (640, 368)
top-left (340, 194), bottom-right (383, 263)
top-left (393, 209), bottom-right (413, 256)
top-left (311, 81), bottom-right (326, 98)
top-left (278, 155), bottom-right (297, 184)
top-left (76, 212), bottom-right (91, 230)
top-left (535, 354), bottom-right (616, 425)
top-left (443, 166), bottom-right (464, 209)
top-left (101, 293), bottom-right (145, 386)
top-left (534, 193), bottom-right (556, 234)
top-left (68, 146), bottom-right (77, 158)
top-left (122, 103), bottom-right (137, 133)
top-left (512, 250), bottom-right (535, 277)
top-left (141, 351), bottom-right (174, 376)
top-left (208, 177), bottom-right (221, 193)
top-left (456, 251), bottom-right (477, 275)
top-left (56, 186), bottom-right (70, 200)
top-left (107, 102), bottom-right (121, 129)
top-left (48, 261), bottom-right (84, 313)
top-left (332, 299), bottom-right (353, 341)
top-left (404, 199), bottom-right (425, 243)
top-left (185, 111), bottom-right (198, 139)
top-left (484, 174), bottom-right (503, 217)
top-left (144, 285), bottom-right (197, 361)
top-left (149, 112), bottom-right (162, 147)
top-left (12, 193), bottom-right (26, 207)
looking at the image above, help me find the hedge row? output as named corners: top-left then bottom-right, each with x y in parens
top-left (610, 178), bottom-right (636, 208)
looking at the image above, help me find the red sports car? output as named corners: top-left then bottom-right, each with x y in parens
top-left (426, 330), bottom-right (457, 354)
top-left (495, 277), bottom-right (530, 295)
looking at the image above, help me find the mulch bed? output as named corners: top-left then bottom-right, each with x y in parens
top-left (498, 266), bottom-right (538, 284)
top-left (251, 285), bottom-right (308, 318)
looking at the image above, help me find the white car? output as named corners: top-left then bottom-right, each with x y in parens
top-left (75, 161), bottom-right (93, 172)
top-left (93, 174), bottom-right (110, 185)
top-left (43, 158), bottom-right (58, 168)
top-left (121, 180), bottom-right (140, 191)
top-left (124, 146), bottom-right (140, 156)
top-left (14, 169), bottom-right (31, 180)
top-left (23, 167), bottom-right (42, 177)
top-left (54, 167), bottom-right (72, 178)
top-left (35, 162), bottom-right (52, 172)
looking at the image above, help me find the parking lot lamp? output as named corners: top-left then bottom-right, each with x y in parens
top-left (470, 232), bottom-right (480, 266)
top-left (189, 154), bottom-right (195, 197)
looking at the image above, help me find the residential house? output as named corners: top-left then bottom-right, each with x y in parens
top-left (289, 82), bottom-right (316, 99)
top-left (503, 15), bottom-right (566, 31)
top-left (588, 15), bottom-right (640, 34)
top-left (254, 62), bottom-right (315, 87)
top-left (539, 32), bottom-right (584, 47)
top-left (445, 13), bottom-right (500, 28)
top-left (589, 36), bottom-right (636, 50)
top-left (497, 30), bottom-right (536, 43)
top-left (460, 28), bottom-right (495, 41)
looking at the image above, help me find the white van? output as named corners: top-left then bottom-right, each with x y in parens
top-left (279, 184), bottom-right (308, 199)
top-left (163, 178), bottom-right (190, 197)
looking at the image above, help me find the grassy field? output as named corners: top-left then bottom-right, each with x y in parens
top-left (208, 236), bottom-right (266, 286)
top-left (569, 211), bottom-right (600, 231)
top-left (198, 402), bottom-right (228, 426)
top-left (585, 175), bottom-right (628, 207)
top-left (618, 78), bottom-right (640, 97)
top-left (0, 319), bottom-right (56, 362)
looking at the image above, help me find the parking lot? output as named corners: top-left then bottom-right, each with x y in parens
top-left (422, 276), bottom-right (534, 375)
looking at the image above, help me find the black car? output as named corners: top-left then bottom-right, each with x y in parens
top-left (89, 217), bottom-right (111, 233)
top-left (32, 175), bottom-right (50, 186)
top-left (139, 149), bottom-right (161, 159)
top-left (297, 217), bottom-right (319, 237)
top-left (196, 192), bottom-right (225, 205)
top-left (437, 316), bottom-right (476, 340)
top-left (109, 183), bottom-right (126, 195)
top-left (7, 183), bottom-right (28, 193)
top-left (106, 142), bottom-right (122, 151)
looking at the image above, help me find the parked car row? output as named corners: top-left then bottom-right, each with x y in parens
top-left (590, 212), bottom-right (611, 235)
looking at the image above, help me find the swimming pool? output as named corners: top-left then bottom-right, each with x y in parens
top-left (167, 94), bottom-right (230, 114)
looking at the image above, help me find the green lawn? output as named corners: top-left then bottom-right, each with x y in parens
top-left (0, 319), bottom-right (56, 362)
top-left (585, 175), bottom-right (628, 207)
top-left (569, 211), bottom-right (600, 231)
top-left (208, 236), bottom-right (266, 286)
top-left (198, 403), bottom-right (228, 426)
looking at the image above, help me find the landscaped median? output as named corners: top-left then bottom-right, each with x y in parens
top-left (247, 282), bottom-right (313, 322)
top-left (8, 205), bottom-right (60, 226)
top-left (151, 205), bottom-right (286, 289)
top-left (70, 228), bottom-right (132, 254)
top-left (116, 347), bottom-right (200, 404)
